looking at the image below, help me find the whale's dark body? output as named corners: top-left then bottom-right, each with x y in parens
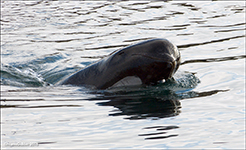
top-left (59, 39), bottom-right (181, 89)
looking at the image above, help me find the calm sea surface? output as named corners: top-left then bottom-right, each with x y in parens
top-left (1, 1), bottom-right (245, 149)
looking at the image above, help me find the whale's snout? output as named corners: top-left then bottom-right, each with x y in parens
top-left (163, 61), bottom-right (176, 79)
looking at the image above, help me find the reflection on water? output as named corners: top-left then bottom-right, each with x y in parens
top-left (92, 89), bottom-right (228, 120)
top-left (97, 94), bottom-right (181, 120)
top-left (139, 125), bottom-right (179, 140)
top-left (88, 84), bottom-right (228, 140)
top-left (87, 73), bottom-right (227, 121)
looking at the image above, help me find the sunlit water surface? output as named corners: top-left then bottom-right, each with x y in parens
top-left (1, 1), bottom-right (245, 149)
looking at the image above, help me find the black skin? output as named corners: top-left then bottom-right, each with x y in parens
top-left (59, 38), bottom-right (181, 89)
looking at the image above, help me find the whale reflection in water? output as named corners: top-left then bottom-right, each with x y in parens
top-left (88, 71), bottom-right (228, 120)
top-left (87, 71), bottom-right (228, 140)
top-left (94, 88), bottom-right (227, 120)
top-left (97, 90), bottom-right (181, 120)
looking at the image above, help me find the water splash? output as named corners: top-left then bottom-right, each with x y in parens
top-left (1, 64), bottom-right (47, 87)
top-left (0, 52), bottom-right (70, 87)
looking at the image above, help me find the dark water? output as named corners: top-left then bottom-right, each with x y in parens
top-left (1, 1), bottom-right (245, 149)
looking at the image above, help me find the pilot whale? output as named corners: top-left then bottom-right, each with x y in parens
top-left (58, 39), bottom-right (181, 89)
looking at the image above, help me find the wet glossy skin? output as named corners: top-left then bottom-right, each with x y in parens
top-left (59, 39), bottom-right (181, 89)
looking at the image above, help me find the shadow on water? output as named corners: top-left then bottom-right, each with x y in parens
top-left (90, 87), bottom-right (228, 120)
top-left (86, 73), bottom-right (228, 120)
top-left (86, 76), bottom-right (228, 140)
top-left (139, 125), bottom-right (180, 140)
top-left (96, 90), bottom-right (182, 120)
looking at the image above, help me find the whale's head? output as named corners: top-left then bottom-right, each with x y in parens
top-left (60, 38), bottom-right (181, 89)
top-left (107, 39), bottom-right (181, 86)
